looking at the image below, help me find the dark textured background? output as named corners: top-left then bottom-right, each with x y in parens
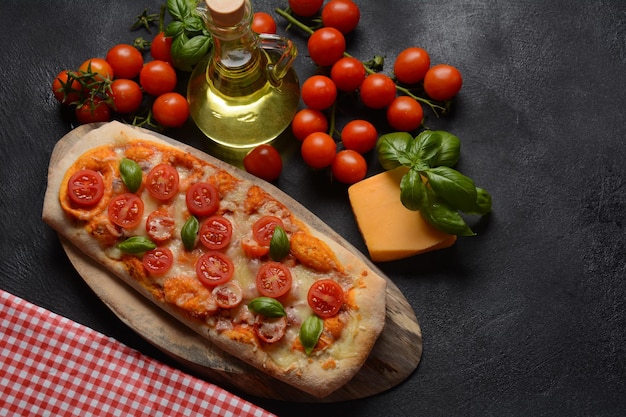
top-left (1, 1), bottom-right (625, 416)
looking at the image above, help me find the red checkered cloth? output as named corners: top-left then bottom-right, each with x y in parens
top-left (0, 289), bottom-right (275, 417)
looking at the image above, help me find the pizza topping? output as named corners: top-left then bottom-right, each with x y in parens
top-left (163, 276), bottom-right (218, 317)
top-left (252, 215), bottom-right (284, 246)
top-left (255, 262), bottom-right (292, 298)
top-left (117, 236), bottom-right (157, 254)
top-left (269, 226), bottom-right (290, 261)
top-left (181, 215), bottom-right (199, 251)
top-left (290, 232), bottom-right (341, 273)
top-left (307, 279), bottom-right (344, 318)
top-left (254, 315), bottom-right (287, 344)
top-left (186, 182), bottom-right (219, 217)
top-left (145, 209), bottom-right (175, 242)
top-left (142, 246), bottom-right (174, 275)
top-left (196, 251), bottom-right (234, 287)
top-left (241, 236), bottom-right (270, 258)
top-left (119, 158), bottom-right (143, 193)
top-left (199, 215), bottom-right (232, 250)
top-left (108, 193), bottom-right (144, 228)
top-left (67, 169), bottom-right (105, 207)
top-left (146, 163), bottom-right (179, 201)
top-left (212, 281), bottom-right (243, 309)
top-left (299, 315), bottom-right (324, 355)
top-left (248, 297), bottom-right (286, 318)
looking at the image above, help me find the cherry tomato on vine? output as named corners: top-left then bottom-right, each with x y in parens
top-left (139, 60), bottom-right (177, 96)
top-left (301, 132), bottom-right (337, 169)
top-left (243, 144), bottom-right (283, 182)
top-left (288, 0), bottom-right (323, 17)
top-left (291, 109), bottom-right (328, 141)
top-left (152, 92), bottom-right (189, 128)
top-left (359, 73), bottom-right (397, 109)
top-left (321, 0), bottom-right (361, 34)
top-left (106, 44), bottom-right (143, 79)
top-left (109, 79), bottom-right (143, 114)
top-left (151, 32), bottom-right (173, 63)
top-left (78, 58), bottom-right (114, 81)
top-left (386, 96), bottom-right (423, 132)
top-left (75, 98), bottom-right (111, 124)
top-left (252, 12), bottom-right (277, 34)
top-left (301, 75), bottom-right (337, 111)
top-left (331, 150), bottom-right (367, 184)
top-left (330, 57), bottom-right (366, 92)
top-left (52, 70), bottom-right (81, 105)
top-left (394, 47), bottom-right (431, 85)
top-left (423, 64), bottom-right (463, 101)
top-left (307, 27), bottom-right (346, 67)
top-left (341, 120), bottom-right (378, 154)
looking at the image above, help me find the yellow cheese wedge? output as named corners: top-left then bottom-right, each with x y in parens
top-left (348, 167), bottom-right (457, 262)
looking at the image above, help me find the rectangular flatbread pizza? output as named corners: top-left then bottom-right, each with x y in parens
top-left (42, 121), bottom-right (387, 398)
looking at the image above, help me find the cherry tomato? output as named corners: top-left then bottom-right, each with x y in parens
top-left (252, 12), bottom-right (277, 34)
top-left (199, 215), bottom-right (233, 250)
top-left (67, 169), bottom-right (104, 207)
top-left (308, 279), bottom-right (344, 318)
top-left (301, 75), bottom-right (337, 111)
top-left (139, 60), bottom-right (177, 96)
top-left (307, 27), bottom-right (346, 67)
top-left (252, 216), bottom-right (285, 246)
top-left (212, 281), bottom-right (243, 309)
top-left (146, 164), bottom-right (179, 201)
top-left (143, 247), bottom-right (174, 275)
top-left (151, 32), bottom-right (173, 63)
top-left (52, 70), bottom-right (81, 105)
top-left (256, 262), bottom-right (293, 298)
top-left (109, 79), bottom-right (143, 114)
top-left (196, 251), bottom-right (234, 287)
top-left (145, 209), bottom-right (175, 243)
top-left (301, 132), bottom-right (337, 169)
top-left (107, 193), bottom-right (144, 229)
top-left (386, 96), bottom-right (423, 131)
top-left (78, 58), bottom-right (114, 81)
top-left (321, 0), bottom-right (361, 34)
top-left (291, 109), bottom-right (328, 142)
top-left (340, 120), bottom-right (378, 154)
top-left (394, 47), bottom-right (431, 85)
top-left (359, 73), bottom-right (397, 109)
top-left (331, 149), bottom-right (367, 184)
top-left (423, 64), bottom-right (463, 101)
top-left (152, 92), bottom-right (189, 128)
top-left (75, 98), bottom-right (111, 124)
top-left (288, 0), bottom-right (323, 17)
top-left (106, 44), bottom-right (143, 79)
top-left (186, 182), bottom-right (219, 217)
top-left (330, 57), bottom-right (366, 92)
top-left (241, 236), bottom-right (270, 258)
top-left (254, 315), bottom-right (287, 343)
top-left (243, 144), bottom-right (283, 182)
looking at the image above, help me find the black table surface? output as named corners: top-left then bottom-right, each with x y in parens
top-left (2, 1), bottom-right (625, 416)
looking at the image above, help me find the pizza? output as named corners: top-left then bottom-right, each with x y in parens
top-left (42, 121), bottom-right (387, 398)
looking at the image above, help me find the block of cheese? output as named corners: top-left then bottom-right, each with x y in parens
top-left (348, 167), bottom-right (457, 262)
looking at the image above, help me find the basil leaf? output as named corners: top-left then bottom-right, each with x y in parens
top-left (248, 297), bottom-right (286, 318)
top-left (425, 166), bottom-right (477, 212)
top-left (165, 21), bottom-right (185, 38)
top-left (465, 187), bottom-right (493, 215)
top-left (269, 226), bottom-right (290, 261)
top-left (376, 132), bottom-right (414, 170)
top-left (300, 315), bottom-right (324, 356)
top-left (181, 215), bottom-right (199, 251)
top-left (167, 0), bottom-right (193, 21)
top-left (171, 34), bottom-right (212, 72)
top-left (430, 131), bottom-right (460, 167)
top-left (414, 130), bottom-right (442, 163)
top-left (117, 236), bottom-right (156, 254)
top-left (420, 189), bottom-right (475, 236)
top-left (119, 158), bottom-right (142, 193)
top-left (399, 168), bottom-right (425, 211)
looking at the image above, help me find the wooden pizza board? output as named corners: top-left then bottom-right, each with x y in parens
top-left (50, 123), bottom-right (423, 402)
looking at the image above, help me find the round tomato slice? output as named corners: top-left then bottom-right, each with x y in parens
top-left (199, 215), bottom-right (233, 250)
top-left (108, 193), bottom-right (144, 229)
top-left (254, 315), bottom-right (287, 344)
top-left (256, 262), bottom-right (292, 298)
top-left (196, 251), bottom-right (234, 287)
top-left (67, 169), bottom-right (105, 207)
top-left (186, 182), bottom-right (219, 217)
top-left (307, 279), bottom-right (344, 318)
top-left (252, 216), bottom-right (285, 246)
top-left (212, 281), bottom-right (243, 309)
top-left (146, 164), bottom-right (179, 201)
top-left (143, 247), bottom-right (174, 275)
top-left (145, 209), bottom-right (175, 242)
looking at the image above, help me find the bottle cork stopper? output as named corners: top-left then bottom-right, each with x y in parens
top-left (205, 0), bottom-right (246, 26)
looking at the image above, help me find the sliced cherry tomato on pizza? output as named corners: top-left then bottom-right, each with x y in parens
top-left (254, 315), bottom-right (287, 344)
top-left (252, 216), bottom-right (284, 246)
top-left (108, 193), bottom-right (144, 229)
top-left (307, 279), bottom-right (344, 318)
top-left (241, 236), bottom-right (270, 258)
top-left (196, 251), bottom-right (234, 287)
top-left (199, 215), bottom-right (233, 250)
top-left (186, 182), bottom-right (219, 217)
top-left (146, 164), bottom-right (179, 201)
top-left (145, 209), bottom-right (175, 242)
top-left (67, 169), bottom-right (105, 207)
top-left (143, 247), bottom-right (174, 275)
top-left (255, 262), bottom-right (292, 298)
top-left (212, 281), bottom-right (243, 309)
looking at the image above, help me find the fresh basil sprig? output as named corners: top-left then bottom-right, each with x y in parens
top-left (181, 215), bottom-right (199, 251)
top-left (165, 0), bottom-right (212, 71)
top-left (248, 297), bottom-right (286, 318)
top-left (299, 315), bottom-right (323, 355)
top-left (377, 130), bottom-right (492, 236)
top-left (117, 236), bottom-right (156, 253)
top-left (269, 226), bottom-right (290, 261)
top-left (119, 158), bottom-right (143, 193)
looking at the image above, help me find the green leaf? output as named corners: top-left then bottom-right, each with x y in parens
top-left (181, 215), bottom-right (199, 251)
top-left (269, 226), bottom-right (290, 261)
top-left (420, 189), bottom-right (475, 236)
top-left (430, 131), bottom-right (460, 167)
top-left (399, 168), bottom-right (425, 211)
top-left (117, 236), bottom-right (157, 254)
top-left (425, 166), bottom-right (477, 212)
top-left (248, 297), bottom-right (286, 318)
top-left (466, 187), bottom-right (493, 215)
top-left (300, 315), bottom-right (324, 355)
top-left (119, 158), bottom-right (143, 193)
top-left (376, 132), bottom-right (414, 170)
top-left (171, 34), bottom-right (212, 71)
top-left (414, 130), bottom-right (442, 163)
top-left (167, 0), bottom-right (193, 21)
top-left (165, 21), bottom-right (185, 37)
